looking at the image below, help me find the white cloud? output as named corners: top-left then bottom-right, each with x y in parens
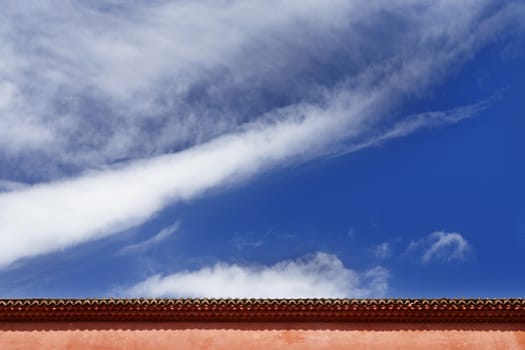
top-left (409, 231), bottom-right (470, 263)
top-left (0, 0), bottom-right (360, 174)
top-left (122, 252), bottom-right (388, 298)
top-left (0, 0), bottom-right (523, 177)
top-left (0, 1), bottom-right (522, 267)
top-left (117, 221), bottom-right (179, 255)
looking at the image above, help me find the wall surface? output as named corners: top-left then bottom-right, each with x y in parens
top-left (1, 322), bottom-right (525, 350)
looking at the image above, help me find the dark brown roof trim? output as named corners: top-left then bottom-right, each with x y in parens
top-left (1, 299), bottom-right (524, 323)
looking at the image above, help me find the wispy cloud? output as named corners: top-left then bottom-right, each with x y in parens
top-left (121, 252), bottom-right (388, 298)
top-left (117, 221), bottom-right (179, 256)
top-left (334, 100), bottom-right (493, 157)
top-left (372, 242), bottom-right (392, 260)
top-left (408, 231), bottom-right (470, 263)
top-left (0, 1), bottom-right (522, 268)
top-left (0, 0), bottom-right (367, 176)
top-left (0, 0), bottom-right (522, 178)
top-left (231, 237), bottom-right (264, 251)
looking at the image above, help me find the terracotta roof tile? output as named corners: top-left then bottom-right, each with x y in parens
top-left (0, 298), bottom-right (524, 323)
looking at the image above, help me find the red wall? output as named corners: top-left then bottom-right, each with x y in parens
top-left (1, 322), bottom-right (525, 349)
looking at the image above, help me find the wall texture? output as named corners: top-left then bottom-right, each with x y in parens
top-left (1, 322), bottom-right (525, 350)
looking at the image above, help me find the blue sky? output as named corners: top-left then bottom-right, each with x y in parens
top-left (0, 0), bottom-right (524, 298)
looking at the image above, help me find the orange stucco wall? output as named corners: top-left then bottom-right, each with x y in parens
top-left (1, 322), bottom-right (525, 349)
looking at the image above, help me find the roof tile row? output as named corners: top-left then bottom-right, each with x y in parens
top-left (1, 299), bottom-right (524, 323)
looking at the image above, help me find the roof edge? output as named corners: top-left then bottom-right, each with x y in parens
top-left (1, 298), bottom-right (524, 323)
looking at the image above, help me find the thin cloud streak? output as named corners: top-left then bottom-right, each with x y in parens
top-left (333, 101), bottom-right (490, 157)
top-left (117, 221), bottom-right (179, 256)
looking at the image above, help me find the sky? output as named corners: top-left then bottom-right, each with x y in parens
top-left (0, 0), bottom-right (524, 299)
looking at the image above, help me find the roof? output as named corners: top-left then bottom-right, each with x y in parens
top-left (1, 298), bottom-right (524, 323)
